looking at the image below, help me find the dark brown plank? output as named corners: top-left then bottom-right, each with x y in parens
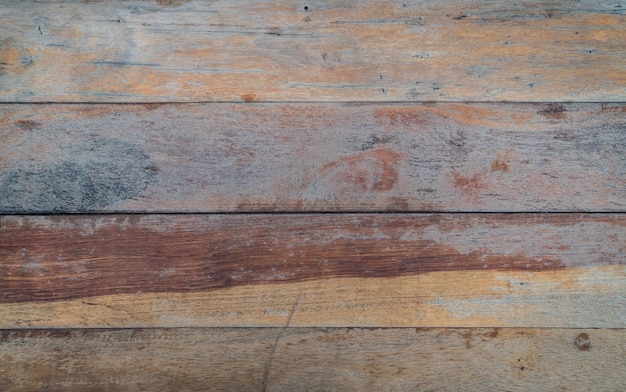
top-left (1, 0), bottom-right (625, 102)
top-left (1, 103), bottom-right (624, 213)
top-left (1, 328), bottom-right (625, 391)
top-left (1, 214), bottom-right (624, 327)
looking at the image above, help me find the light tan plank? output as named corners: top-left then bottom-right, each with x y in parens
top-left (266, 328), bottom-right (626, 392)
top-left (1, 0), bottom-right (625, 102)
top-left (1, 103), bottom-right (624, 212)
top-left (1, 328), bottom-right (624, 391)
top-left (1, 214), bottom-right (624, 328)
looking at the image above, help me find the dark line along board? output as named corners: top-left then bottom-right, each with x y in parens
top-left (1, 214), bottom-right (624, 328)
top-left (1, 103), bottom-right (625, 213)
top-left (1, 0), bottom-right (625, 102)
top-left (1, 328), bottom-right (625, 392)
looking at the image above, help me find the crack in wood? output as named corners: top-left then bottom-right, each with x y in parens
top-left (261, 291), bottom-right (303, 391)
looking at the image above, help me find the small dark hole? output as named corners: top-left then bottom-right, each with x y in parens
top-left (520, 367), bottom-right (525, 371)
top-left (304, 6), bottom-right (308, 10)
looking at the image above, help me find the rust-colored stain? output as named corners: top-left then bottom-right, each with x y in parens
top-left (141, 103), bottom-right (167, 111)
top-left (240, 93), bottom-right (257, 102)
top-left (374, 104), bottom-right (531, 129)
top-left (452, 171), bottom-right (487, 194)
top-left (491, 159), bottom-right (509, 172)
top-left (302, 148), bottom-right (402, 193)
top-left (373, 107), bottom-right (432, 127)
top-left (372, 149), bottom-right (401, 191)
top-left (491, 149), bottom-right (519, 173)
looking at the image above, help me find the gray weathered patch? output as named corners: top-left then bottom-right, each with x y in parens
top-left (0, 138), bottom-right (157, 212)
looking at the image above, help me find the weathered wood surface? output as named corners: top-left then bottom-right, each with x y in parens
top-left (2, 0), bottom-right (625, 390)
top-left (0, 327), bottom-right (624, 391)
top-left (1, 103), bottom-right (625, 213)
top-left (1, 0), bottom-right (625, 102)
top-left (1, 214), bottom-right (624, 328)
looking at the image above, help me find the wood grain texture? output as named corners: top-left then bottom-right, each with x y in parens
top-left (2, 0), bottom-right (625, 389)
top-left (1, 328), bottom-right (625, 391)
top-left (1, 103), bottom-right (625, 213)
top-left (1, 0), bottom-right (625, 102)
top-left (1, 214), bottom-right (624, 328)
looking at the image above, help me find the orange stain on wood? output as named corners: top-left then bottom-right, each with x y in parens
top-left (302, 148), bottom-right (403, 194)
top-left (491, 150), bottom-right (519, 173)
top-left (491, 160), bottom-right (509, 173)
top-left (374, 104), bottom-right (533, 130)
top-left (0, 40), bottom-right (30, 75)
top-left (372, 149), bottom-right (401, 191)
top-left (241, 93), bottom-right (257, 102)
top-left (452, 171), bottom-right (488, 195)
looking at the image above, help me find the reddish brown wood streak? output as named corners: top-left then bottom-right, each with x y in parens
top-left (1, 214), bottom-right (623, 304)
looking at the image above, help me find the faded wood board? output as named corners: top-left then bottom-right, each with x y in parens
top-left (1, 214), bottom-right (624, 328)
top-left (1, 328), bottom-right (624, 391)
top-left (1, 103), bottom-right (625, 213)
top-left (0, 328), bottom-right (273, 391)
top-left (1, 0), bottom-right (625, 102)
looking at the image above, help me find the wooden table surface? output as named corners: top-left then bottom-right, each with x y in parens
top-left (1, 1), bottom-right (625, 391)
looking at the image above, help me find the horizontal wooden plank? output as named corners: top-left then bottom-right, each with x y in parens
top-left (1, 214), bottom-right (624, 328)
top-left (1, 103), bottom-right (625, 213)
top-left (0, 328), bottom-right (272, 391)
top-left (1, 327), bottom-right (624, 391)
top-left (1, 0), bottom-right (625, 102)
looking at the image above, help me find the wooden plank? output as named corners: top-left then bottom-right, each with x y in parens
top-left (1, 327), bottom-right (624, 391)
top-left (0, 328), bottom-right (274, 391)
top-left (1, 214), bottom-right (624, 328)
top-left (1, 103), bottom-right (624, 213)
top-left (1, 0), bottom-right (625, 102)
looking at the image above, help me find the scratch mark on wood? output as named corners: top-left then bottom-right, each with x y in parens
top-left (261, 290), bottom-right (303, 391)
